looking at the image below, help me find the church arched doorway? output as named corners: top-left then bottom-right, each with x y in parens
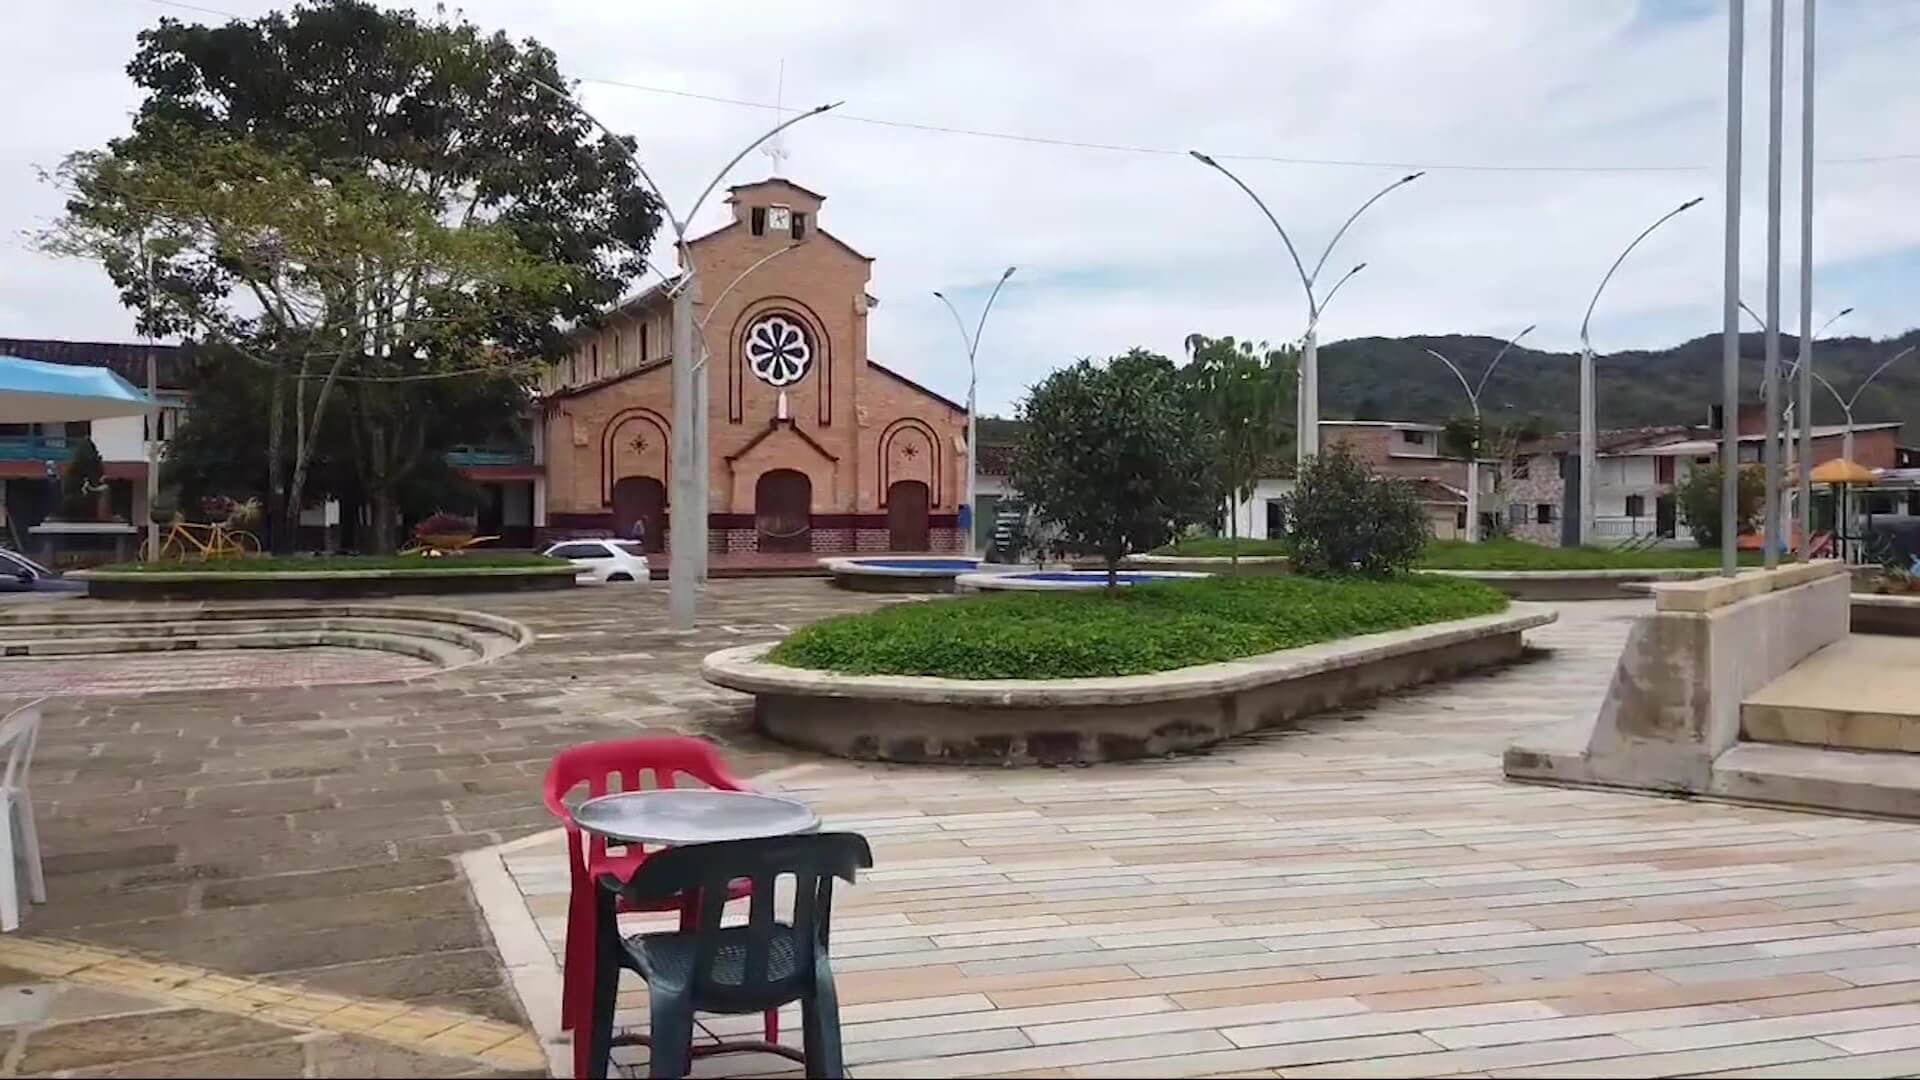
top-left (886, 480), bottom-right (930, 551)
top-left (610, 476), bottom-right (666, 553)
top-left (755, 469), bottom-right (812, 553)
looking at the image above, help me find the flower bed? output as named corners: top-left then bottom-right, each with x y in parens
top-left (708, 578), bottom-right (1549, 764)
top-left (769, 575), bottom-right (1508, 679)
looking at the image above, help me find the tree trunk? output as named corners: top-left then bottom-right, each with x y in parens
top-left (367, 484), bottom-right (398, 555)
top-left (1229, 490), bottom-right (1241, 574)
top-left (266, 369), bottom-right (288, 553)
top-left (1106, 555), bottom-right (1119, 594)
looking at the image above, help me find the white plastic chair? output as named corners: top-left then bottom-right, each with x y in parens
top-left (0, 700), bottom-right (46, 932)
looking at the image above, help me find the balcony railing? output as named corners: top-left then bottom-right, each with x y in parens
top-left (446, 444), bottom-right (536, 467)
top-left (0, 435), bottom-right (77, 464)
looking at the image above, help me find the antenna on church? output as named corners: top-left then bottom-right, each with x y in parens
top-left (763, 59), bottom-right (789, 174)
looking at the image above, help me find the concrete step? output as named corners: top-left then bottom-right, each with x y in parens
top-left (0, 628), bottom-right (477, 667)
top-left (0, 615), bottom-right (504, 654)
top-left (1713, 741), bottom-right (1920, 819)
top-left (1741, 634), bottom-right (1920, 753)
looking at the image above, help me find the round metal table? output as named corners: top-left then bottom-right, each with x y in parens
top-left (572, 788), bottom-right (819, 846)
top-left (575, 788), bottom-right (820, 1077)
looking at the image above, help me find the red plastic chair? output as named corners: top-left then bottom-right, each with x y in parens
top-left (542, 737), bottom-right (774, 1078)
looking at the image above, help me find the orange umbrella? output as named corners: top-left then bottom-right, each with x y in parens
top-left (1812, 458), bottom-right (1875, 485)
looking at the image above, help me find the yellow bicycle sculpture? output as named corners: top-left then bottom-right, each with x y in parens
top-left (139, 498), bottom-right (264, 561)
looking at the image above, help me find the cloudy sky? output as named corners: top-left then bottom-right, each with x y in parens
top-left (5, 0), bottom-right (1919, 413)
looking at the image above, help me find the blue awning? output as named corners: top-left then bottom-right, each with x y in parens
top-left (0, 354), bottom-right (157, 423)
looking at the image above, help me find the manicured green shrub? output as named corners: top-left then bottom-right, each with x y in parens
top-left (767, 574), bottom-right (1507, 679)
top-left (1284, 444), bottom-right (1428, 577)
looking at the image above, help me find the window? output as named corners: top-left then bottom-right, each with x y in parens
top-left (1512, 457), bottom-right (1530, 480)
top-left (614, 542), bottom-right (650, 557)
top-left (1456, 509), bottom-right (1468, 530)
top-left (791, 212), bottom-right (808, 240)
top-left (1265, 499), bottom-right (1286, 537)
top-left (1402, 430), bottom-right (1428, 446)
top-left (1508, 504), bottom-right (1527, 526)
top-left (551, 542), bottom-right (609, 560)
top-left (750, 206), bottom-right (768, 236)
top-left (1655, 456), bottom-right (1676, 484)
top-left (1866, 494), bottom-right (1896, 515)
top-left (613, 331), bottom-right (622, 370)
top-left (1536, 503), bottom-right (1554, 525)
top-left (591, 342), bottom-right (600, 379)
top-left (1625, 494), bottom-right (1646, 518)
top-left (639, 323), bottom-right (649, 362)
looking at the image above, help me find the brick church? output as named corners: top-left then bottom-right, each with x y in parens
top-left (535, 178), bottom-right (968, 555)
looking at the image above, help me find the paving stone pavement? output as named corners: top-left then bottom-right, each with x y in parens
top-left (478, 599), bottom-right (1920, 1078)
top-left (1, 580), bottom-right (901, 1076)
top-left (0, 647), bottom-right (435, 695)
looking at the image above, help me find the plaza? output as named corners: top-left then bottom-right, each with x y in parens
top-left (3, 583), bottom-right (1920, 1076)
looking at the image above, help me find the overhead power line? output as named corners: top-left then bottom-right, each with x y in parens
top-left (136, 0), bottom-right (1920, 175)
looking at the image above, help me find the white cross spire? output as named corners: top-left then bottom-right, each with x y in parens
top-left (762, 59), bottom-right (789, 173)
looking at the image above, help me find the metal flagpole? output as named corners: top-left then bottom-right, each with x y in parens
top-left (1796, 0), bottom-right (1817, 556)
top-left (1761, 0), bottom-right (1786, 570)
top-left (1722, 0), bottom-right (1745, 578)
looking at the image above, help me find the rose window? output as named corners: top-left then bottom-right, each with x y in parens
top-left (744, 315), bottom-right (813, 387)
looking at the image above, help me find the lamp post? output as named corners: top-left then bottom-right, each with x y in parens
top-left (1741, 301), bottom-right (1850, 551)
top-left (1422, 325), bottom-right (1535, 543)
top-left (1817, 345), bottom-right (1916, 465)
top-left (1578, 197), bottom-right (1703, 545)
top-left (528, 77), bottom-right (838, 629)
top-left (934, 267), bottom-right (1017, 557)
top-left (1189, 152), bottom-right (1421, 468)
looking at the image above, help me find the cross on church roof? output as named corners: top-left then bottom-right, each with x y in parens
top-left (762, 59), bottom-right (790, 172)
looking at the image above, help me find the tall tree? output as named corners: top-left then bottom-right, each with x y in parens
top-left (1183, 334), bottom-right (1296, 568)
top-left (41, 0), bottom-right (659, 550)
top-left (1010, 350), bottom-right (1216, 590)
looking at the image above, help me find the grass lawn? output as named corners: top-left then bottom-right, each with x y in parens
top-left (1417, 539), bottom-right (1761, 571)
top-left (95, 553), bottom-right (569, 574)
top-left (768, 574), bottom-right (1508, 679)
top-left (1151, 537), bottom-right (1294, 558)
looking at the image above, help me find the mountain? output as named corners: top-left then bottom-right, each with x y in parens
top-left (1317, 330), bottom-right (1920, 435)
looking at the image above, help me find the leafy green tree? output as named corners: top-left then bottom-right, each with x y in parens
top-left (41, 0), bottom-right (660, 551)
top-left (1010, 350), bottom-right (1216, 590)
top-left (1284, 443), bottom-right (1429, 577)
top-left (1183, 334), bottom-right (1295, 569)
top-left (1676, 463), bottom-right (1765, 548)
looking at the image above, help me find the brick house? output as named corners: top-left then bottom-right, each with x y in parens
top-left (538, 177), bottom-right (968, 554)
top-left (1319, 420), bottom-right (1476, 540)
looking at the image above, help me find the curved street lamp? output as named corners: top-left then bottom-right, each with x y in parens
top-left (1189, 152), bottom-right (1422, 467)
top-left (933, 266), bottom-right (1018, 556)
top-left (1742, 301), bottom-right (1852, 552)
top-left (1577, 196), bottom-right (1704, 544)
top-left (528, 76), bottom-right (840, 628)
top-left (1422, 324), bottom-right (1535, 543)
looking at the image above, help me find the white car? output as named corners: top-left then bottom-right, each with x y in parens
top-left (542, 539), bottom-right (653, 584)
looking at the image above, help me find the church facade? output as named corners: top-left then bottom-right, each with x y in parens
top-left (534, 178), bottom-right (968, 555)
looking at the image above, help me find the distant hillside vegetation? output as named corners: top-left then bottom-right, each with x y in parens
top-left (1318, 330), bottom-right (1920, 433)
top-left (978, 328), bottom-right (1920, 439)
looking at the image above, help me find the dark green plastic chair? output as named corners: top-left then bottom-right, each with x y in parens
top-left (586, 832), bottom-right (874, 1079)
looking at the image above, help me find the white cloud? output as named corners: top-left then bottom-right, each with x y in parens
top-left (5, 0), bottom-right (1919, 413)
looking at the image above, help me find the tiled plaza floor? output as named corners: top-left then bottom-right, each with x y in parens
top-left (483, 599), bottom-right (1920, 1078)
top-left (0, 580), bottom-right (901, 1077)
